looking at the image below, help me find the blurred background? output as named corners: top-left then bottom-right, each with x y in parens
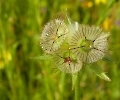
top-left (0, 0), bottom-right (120, 100)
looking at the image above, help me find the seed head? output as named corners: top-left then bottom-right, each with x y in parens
top-left (53, 49), bottom-right (82, 73)
top-left (40, 19), bottom-right (68, 54)
top-left (70, 24), bottom-right (110, 63)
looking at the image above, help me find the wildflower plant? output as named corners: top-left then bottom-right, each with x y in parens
top-left (39, 11), bottom-right (111, 100)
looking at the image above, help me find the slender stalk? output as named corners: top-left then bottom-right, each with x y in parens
top-left (75, 73), bottom-right (81, 100)
top-left (59, 73), bottom-right (66, 100)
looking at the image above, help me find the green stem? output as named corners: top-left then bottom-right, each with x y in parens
top-left (59, 73), bottom-right (66, 100)
top-left (75, 73), bottom-right (81, 100)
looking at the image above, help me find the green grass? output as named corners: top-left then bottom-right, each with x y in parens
top-left (0, 0), bottom-right (120, 100)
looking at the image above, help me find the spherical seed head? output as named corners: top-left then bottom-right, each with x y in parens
top-left (53, 49), bottom-right (82, 74)
top-left (40, 19), bottom-right (68, 54)
top-left (70, 24), bottom-right (110, 63)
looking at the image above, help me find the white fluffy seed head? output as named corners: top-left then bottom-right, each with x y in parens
top-left (53, 49), bottom-right (82, 74)
top-left (70, 24), bottom-right (110, 63)
top-left (40, 12), bottom-right (70, 54)
top-left (40, 19), bottom-right (68, 54)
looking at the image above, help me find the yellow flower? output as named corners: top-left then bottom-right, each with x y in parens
top-left (87, 1), bottom-right (93, 8)
top-left (0, 61), bottom-right (4, 69)
top-left (0, 50), bottom-right (12, 69)
top-left (95, 0), bottom-right (107, 5)
top-left (3, 51), bottom-right (12, 63)
top-left (102, 18), bottom-right (112, 30)
top-left (81, 1), bottom-right (93, 8)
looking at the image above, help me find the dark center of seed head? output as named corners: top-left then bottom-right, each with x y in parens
top-left (64, 57), bottom-right (72, 63)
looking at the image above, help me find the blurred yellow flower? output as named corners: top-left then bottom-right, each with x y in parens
top-left (95, 0), bottom-right (107, 5)
top-left (0, 61), bottom-right (4, 69)
top-left (102, 18), bottom-right (113, 30)
top-left (0, 50), bottom-right (12, 69)
top-left (87, 1), bottom-right (93, 8)
top-left (81, 1), bottom-right (93, 8)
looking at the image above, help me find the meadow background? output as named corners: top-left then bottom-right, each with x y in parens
top-left (0, 0), bottom-right (120, 100)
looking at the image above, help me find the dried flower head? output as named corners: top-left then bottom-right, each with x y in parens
top-left (40, 12), bottom-right (68, 54)
top-left (53, 48), bottom-right (82, 74)
top-left (70, 24), bottom-right (110, 63)
top-left (39, 12), bottom-right (111, 81)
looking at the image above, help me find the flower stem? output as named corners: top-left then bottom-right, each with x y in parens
top-left (75, 73), bottom-right (81, 100)
top-left (59, 73), bottom-right (66, 100)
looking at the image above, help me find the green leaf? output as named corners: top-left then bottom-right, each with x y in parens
top-left (88, 63), bottom-right (111, 81)
top-left (29, 54), bottom-right (53, 60)
top-left (102, 55), bottom-right (115, 63)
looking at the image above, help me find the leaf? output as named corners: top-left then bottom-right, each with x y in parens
top-left (102, 55), bottom-right (115, 63)
top-left (29, 54), bottom-right (53, 60)
top-left (88, 63), bottom-right (111, 81)
top-left (72, 73), bottom-right (78, 90)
